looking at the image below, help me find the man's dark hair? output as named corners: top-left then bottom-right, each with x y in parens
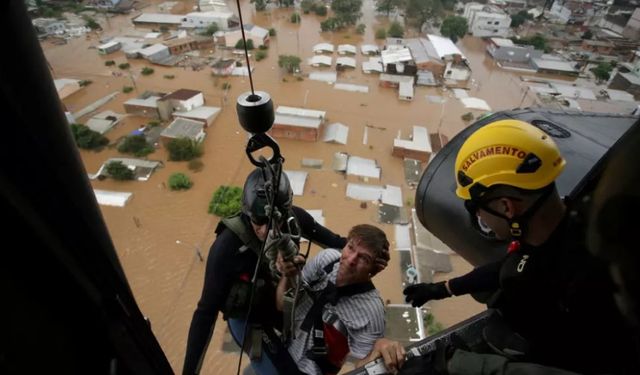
top-left (348, 224), bottom-right (389, 260)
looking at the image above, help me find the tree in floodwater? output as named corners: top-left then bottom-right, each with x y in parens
top-left (404, 0), bottom-right (442, 31)
top-left (331, 0), bottom-right (363, 27)
top-left (376, 0), bottom-right (402, 16)
top-left (440, 16), bottom-right (468, 43)
top-left (278, 55), bottom-right (302, 73)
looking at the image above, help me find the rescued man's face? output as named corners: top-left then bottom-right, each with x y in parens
top-left (338, 239), bottom-right (375, 284)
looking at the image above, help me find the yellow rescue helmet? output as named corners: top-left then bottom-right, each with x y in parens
top-left (455, 119), bottom-right (566, 201)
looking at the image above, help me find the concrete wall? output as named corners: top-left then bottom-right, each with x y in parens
top-left (609, 73), bottom-right (640, 99)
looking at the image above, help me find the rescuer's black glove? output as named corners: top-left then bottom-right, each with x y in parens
top-left (403, 281), bottom-right (451, 307)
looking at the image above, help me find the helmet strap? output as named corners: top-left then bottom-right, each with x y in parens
top-left (479, 184), bottom-right (554, 241)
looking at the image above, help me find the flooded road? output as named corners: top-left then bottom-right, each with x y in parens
top-left (41, 1), bottom-right (529, 372)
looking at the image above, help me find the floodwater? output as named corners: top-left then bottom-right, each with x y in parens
top-left (40, 0), bottom-right (534, 372)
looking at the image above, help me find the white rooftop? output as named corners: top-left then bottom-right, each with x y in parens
top-left (395, 224), bottom-right (412, 251)
top-left (361, 44), bottom-right (380, 55)
top-left (394, 126), bottom-right (431, 153)
top-left (276, 106), bottom-right (325, 119)
top-left (491, 37), bottom-right (515, 47)
top-left (309, 71), bottom-right (337, 83)
top-left (145, 32), bottom-right (162, 38)
top-left (323, 122), bottom-right (349, 144)
top-left (362, 57), bottom-right (383, 73)
top-left (399, 81), bottom-right (414, 99)
top-left (347, 156), bottom-right (381, 179)
top-left (336, 57), bottom-right (357, 68)
top-left (346, 183), bottom-right (385, 201)
top-left (381, 47), bottom-right (413, 65)
top-left (94, 189), bottom-right (132, 207)
top-left (345, 184), bottom-right (402, 206)
top-left (284, 170), bottom-right (308, 196)
top-left (532, 58), bottom-right (577, 72)
top-left (334, 83), bottom-right (369, 93)
top-left (98, 41), bottom-right (120, 49)
top-left (453, 88), bottom-right (469, 99)
top-left (174, 106), bottom-right (221, 120)
top-left (309, 55), bottom-right (332, 66)
top-left (274, 114), bottom-right (322, 128)
top-left (161, 118), bottom-right (205, 140)
top-left (54, 78), bottom-right (80, 91)
top-left (186, 10), bottom-right (234, 18)
top-left (461, 97), bottom-right (492, 111)
top-left (338, 44), bottom-right (357, 54)
top-left (139, 43), bottom-right (168, 57)
top-left (134, 13), bottom-right (184, 24)
top-left (427, 34), bottom-right (465, 60)
top-left (125, 96), bottom-right (161, 107)
top-left (313, 43), bottom-right (334, 53)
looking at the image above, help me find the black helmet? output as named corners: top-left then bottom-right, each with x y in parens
top-left (242, 167), bottom-right (293, 222)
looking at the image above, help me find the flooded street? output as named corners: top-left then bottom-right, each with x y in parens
top-left (41, 1), bottom-right (528, 372)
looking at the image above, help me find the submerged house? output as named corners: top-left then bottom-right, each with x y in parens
top-left (271, 106), bottom-right (326, 142)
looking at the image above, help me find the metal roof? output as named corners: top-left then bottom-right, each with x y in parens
top-left (460, 97), bottom-right (492, 111)
top-left (309, 55), bottom-right (332, 66)
top-left (346, 156), bottom-right (380, 179)
top-left (532, 58), bottom-right (577, 72)
top-left (336, 57), bottom-right (357, 68)
top-left (274, 114), bottom-right (322, 128)
top-left (94, 189), bottom-right (132, 207)
top-left (161, 118), bottom-right (204, 140)
top-left (98, 41), bottom-right (120, 50)
top-left (160, 88), bottom-right (202, 101)
top-left (346, 183), bottom-right (384, 201)
top-left (399, 81), bottom-right (414, 99)
top-left (362, 58), bottom-right (383, 73)
top-left (394, 126), bottom-right (431, 152)
top-left (174, 106), bottom-right (221, 120)
top-left (139, 43), bottom-right (169, 57)
top-left (312, 43), bottom-right (334, 53)
top-left (276, 106), bottom-right (325, 119)
top-left (283, 170), bottom-right (308, 196)
top-left (124, 96), bottom-right (161, 107)
top-left (323, 123), bottom-right (349, 144)
top-left (360, 44), bottom-right (380, 55)
top-left (334, 83), bottom-right (368, 93)
top-left (427, 34), bottom-right (465, 59)
top-left (337, 44), bottom-right (357, 54)
top-left (381, 47), bottom-right (413, 65)
top-left (133, 13), bottom-right (184, 24)
top-left (551, 84), bottom-right (596, 100)
top-left (490, 37), bottom-right (514, 47)
top-left (309, 71), bottom-right (337, 83)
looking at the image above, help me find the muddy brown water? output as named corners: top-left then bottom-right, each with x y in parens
top-left (38, 1), bottom-right (541, 372)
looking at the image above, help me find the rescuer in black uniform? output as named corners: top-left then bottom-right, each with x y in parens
top-left (183, 168), bottom-right (388, 375)
top-left (403, 120), bottom-right (634, 374)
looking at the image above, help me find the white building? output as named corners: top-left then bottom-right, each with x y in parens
top-left (313, 43), bottom-right (335, 54)
top-left (181, 11), bottom-right (236, 30)
top-left (159, 89), bottom-right (205, 112)
top-left (217, 24), bottom-right (270, 47)
top-left (338, 44), bottom-right (357, 55)
top-left (463, 3), bottom-right (511, 37)
top-left (138, 44), bottom-right (170, 63)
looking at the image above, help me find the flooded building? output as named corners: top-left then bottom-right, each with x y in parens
top-left (160, 118), bottom-right (206, 145)
top-left (392, 126), bottom-right (432, 162)
top-left (181, 11), bottom-right (237, 30)
top-left (531, 56), bottom-right (579, 77)
top-left (211, 58), bottom-right (236, 76)
top-left (337, 44), bottom-right (357, 55)
top-left (216, 24), bottom-right (269, 48)
top-left (362, 57), bottom-right (383, 74)
top-left (463, 3), bottom-right (511, 38)
top-left (313, 43), bottom-right (334, 54)
top-left (97, 41), bottom-right (121, 55)
top-left (336, 56), bottom-right (357, 70)
top-left (486, 38), bottom-right (542, 68)
top-left (381, 46), bottom-right (416, 75)
top-left (173, 106), bottom-right (221, 127)
top-left (271, 106), bottom-right (326, 142)
top-left (163, 37), bottom-right (199, 55)
top-left (123, 92), bottom-right (163, 118)
top-left (85, 110), bottom-right (125, 135)
top-left (158, 89), bottom-right (204, 115)
top-left (138, 44), bottom-right (170, 63)
top-left (94, 158), bottom-right (163, 181)
top-left (309, 55), bottom-right (332, 67)
top-left (549, 0), bottom-right (594, 25)
top-left (132, 13), bottom-right (184, 30)
top-left (361, 44), bottom-right (380, 55)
